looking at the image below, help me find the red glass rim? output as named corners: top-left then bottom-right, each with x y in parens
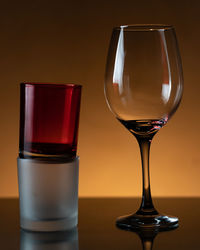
top-left (21, 82), bottom-right (82, 88)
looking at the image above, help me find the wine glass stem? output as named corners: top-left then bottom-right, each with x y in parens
top-left (142, 240), bottom-right (153, 250)
top-left (136, 135), bottom-right (157, 214)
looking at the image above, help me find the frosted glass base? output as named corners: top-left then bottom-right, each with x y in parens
top-left (17, 157), bottom-right (79, 232)
top-left (20, 228), bottom-right (79, 250)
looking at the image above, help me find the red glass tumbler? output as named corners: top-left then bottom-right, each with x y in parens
top-left (18, 83), bottom-right (82, 232)
top-left (19, 82), bottom-right (82, 160)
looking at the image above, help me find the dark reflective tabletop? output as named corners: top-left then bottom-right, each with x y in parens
top-left (0, 198), bottom-right (199, 249)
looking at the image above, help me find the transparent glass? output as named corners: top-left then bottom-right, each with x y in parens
top-left (104, 24), bottom-right (183, 230)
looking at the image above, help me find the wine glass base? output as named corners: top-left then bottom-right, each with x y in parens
top-left (116, 213), bottom-right (179, 232)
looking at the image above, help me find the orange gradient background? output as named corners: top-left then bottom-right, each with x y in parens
top-left (0, 0), bottom-right (199, 197)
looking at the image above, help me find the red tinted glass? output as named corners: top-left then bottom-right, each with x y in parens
top-left (19, 83), bottom-right (82, 160)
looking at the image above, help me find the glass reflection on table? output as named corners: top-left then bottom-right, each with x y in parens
top-left (117, 225), bottom-right (178, 250)
top-left (20, 228), bottom-right (79, 250)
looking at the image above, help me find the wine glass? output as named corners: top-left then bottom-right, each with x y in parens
top-left (104, 24), bottom-right (183, 230)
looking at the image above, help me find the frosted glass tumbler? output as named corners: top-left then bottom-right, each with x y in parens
top-left (20, 228), bottom-right (79, 250)
top-left (18, 83), bottom-right (82, 232)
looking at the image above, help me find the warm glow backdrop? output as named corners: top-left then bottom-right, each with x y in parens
top-left (0, 0), bottom-right (199, 197)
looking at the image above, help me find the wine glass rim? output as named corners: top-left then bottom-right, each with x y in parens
top-left (21, 82), bottom-right (82, 88)
top-left (114, 24), bottom-right (174, 31)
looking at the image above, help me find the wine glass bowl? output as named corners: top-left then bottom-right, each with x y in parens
top-left (104, 24), bottom-right (183, 230)
top-left (105, 24), bottom-right (183, 124)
